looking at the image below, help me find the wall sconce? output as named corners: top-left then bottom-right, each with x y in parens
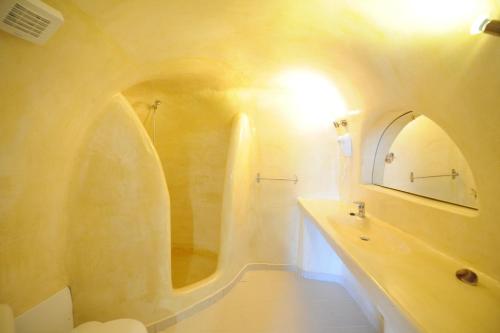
top-left (333, 119), bottom-right (352, 157)
top-left (333, 119), bottom-right (348, 129)
top-left (471, 17), bottom-right (500, 36)
top-left (333, 119), bottom-right (349, 136)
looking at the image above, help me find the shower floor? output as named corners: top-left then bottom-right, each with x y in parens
top-left (171, 247), bottom-right (218, 289)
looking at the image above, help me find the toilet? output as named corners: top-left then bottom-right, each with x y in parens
top-left (0, 290), bottom-right (147, 333)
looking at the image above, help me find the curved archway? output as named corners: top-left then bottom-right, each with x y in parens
top-left (122, 68), bottom-right (244, 288)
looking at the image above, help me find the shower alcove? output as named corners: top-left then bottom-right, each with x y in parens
top-left (123, 78), bottom-right (236, 289)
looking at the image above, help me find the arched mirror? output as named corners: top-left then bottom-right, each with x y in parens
top-left (372, 112), bottom-right (479, 209)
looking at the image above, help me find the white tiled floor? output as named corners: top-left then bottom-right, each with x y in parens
top-left (161, 270), bottom-right (377, 333)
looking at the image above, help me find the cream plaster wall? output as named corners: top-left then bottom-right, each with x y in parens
top-left (1, 0), bottom-right (500, 328)
top-left (0, 0), bottom-right (257, 322)
top-left (352, 17), bottom-right (500, 280)
top-left (0, 0), bottom-right (135, 317)
top-left (64, 94), bottom-right (258, 324)
top-left (251, 90), bottom-right (340, 264)
top-left (219, 111), bottom-right (258, 275)
top-left (65, 95), bottom-right (171, 324)
top-left (123, 82), bottom-right (237, 254)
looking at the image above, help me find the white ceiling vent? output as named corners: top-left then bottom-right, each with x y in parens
top-left (0, 0), bottom-right (63, 45)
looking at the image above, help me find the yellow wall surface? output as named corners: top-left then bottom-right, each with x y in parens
top-left (1, 0), bottom-right (500, 327)
top-left (251, 89), bottom-right (341, 264)
top-left (66, 95), bottom-right (171, 324)
top-left (0, 0), bottom-right (135, 316)
top-left (124, 82), bottom-right (237, 254)
top-left (350, 3), bottom-right (500, 280)
top-left (0, 0), bottom-right (257, 322)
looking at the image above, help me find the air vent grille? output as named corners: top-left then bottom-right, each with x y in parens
top-left (3, 3), bottom-right (50, 38)
top-left (0, 0), bottom-right (63, 45)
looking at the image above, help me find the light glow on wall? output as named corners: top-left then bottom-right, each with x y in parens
top-left (274, 69), bottom-right (347, 131)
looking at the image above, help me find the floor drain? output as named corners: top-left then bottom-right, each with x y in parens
top-left (360, 235), bottom-right (370, 241)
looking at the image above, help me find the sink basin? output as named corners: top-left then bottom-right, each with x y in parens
top-left (298, 198), bottom-right (500, 333)
top-left (327, 212), bottom-right (412, 256)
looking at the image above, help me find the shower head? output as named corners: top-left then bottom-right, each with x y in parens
top-left (152, 100), bottom-right (161, 111)
top-left (150, 100), bottom-right (161, 145)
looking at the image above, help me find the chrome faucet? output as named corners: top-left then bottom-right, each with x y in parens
top-left (353, 201), bottom-right (365, 218)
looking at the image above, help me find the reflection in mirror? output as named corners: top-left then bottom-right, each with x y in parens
top-left (372, 112), bottom-right (478, 209)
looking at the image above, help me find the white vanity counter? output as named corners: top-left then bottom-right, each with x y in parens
top-left (298, 198), bottom-right (500, 333)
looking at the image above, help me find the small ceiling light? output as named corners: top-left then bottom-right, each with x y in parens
top-left (471, 17), bottom-right (500, 36)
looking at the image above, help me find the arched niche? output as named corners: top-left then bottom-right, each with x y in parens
top-left (122, 72), bottom-right (242, 288)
